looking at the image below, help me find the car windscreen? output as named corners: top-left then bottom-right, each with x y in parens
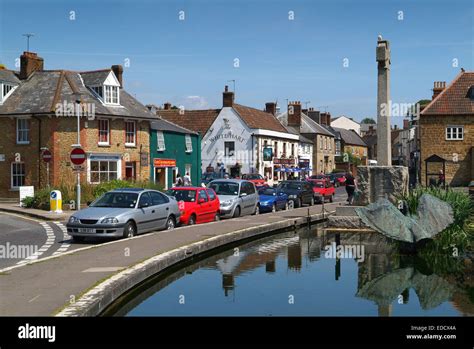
top-left (245, 174), bottom-right (263, 180)
top-left (209, 182), bottom-right (239, 195)
top-left (278, 182), bottom-right (302, 190)
top-left (167, 189), bottom-right (196, 202)
top-left (312, 182), bottom-right (324, 188)
top-left (90, 192), bottom-right (139, 208)
top-left (259, 188), bottom-right (275, 195)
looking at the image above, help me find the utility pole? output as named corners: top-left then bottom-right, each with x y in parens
top-left (22, 33), bottom-right (35, 51)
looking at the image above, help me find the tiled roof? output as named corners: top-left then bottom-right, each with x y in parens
top-left (276, 111), bottom-right (335, 137)
top-left (158, 109), bottom-right (220, 135)
top-left (333, 127), bottom-right (367, 147)
top-left (284, 125), bottom-right (314, 144)
top-left (362, 134), bottom-right (377, 147)
top-left (150, 118), bottom-right (198, 135)
top-left (0, 69), bottom-right (20, 84)
top-left (232, 104), bottom-right (288, 133)
top-left (80, 70), bottom-right (110, 86)
top-left (0, 70), bottom-right (156, 119)
top-left (421, 71), bottom-right (474, 115)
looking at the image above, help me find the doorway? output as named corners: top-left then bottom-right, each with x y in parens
top-left (154, 167), bottom-right (167, 188)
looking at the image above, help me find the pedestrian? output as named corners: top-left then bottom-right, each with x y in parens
top-left (345, 172), bottom-right (356, 205)
top-left (183, 172), bottom-right (191, 186)
top-left (437, 170), bottom-right (445, 187)
top-left (175, 174), bottom-right (184, 187)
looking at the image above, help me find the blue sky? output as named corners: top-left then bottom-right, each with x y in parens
top-left (1, 0), bottom-right (472, 126)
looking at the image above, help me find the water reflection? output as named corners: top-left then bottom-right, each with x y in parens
top-left (109, 226), bottom-right (472, 316)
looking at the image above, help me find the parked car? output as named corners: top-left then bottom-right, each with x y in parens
top-left (167, 187), bottom-right (220, 225)
top-left (201, 172), bottom-right (229, 185)
top-left (277, 180), bottom-right (314, 208)
top-left (332, 173), bottom-right (346, 186)
top-left (208, 179), bottom-right (259, 218)
top-left (258, 187), bottom-right (289, 213)
top-left (309, 174), bottom-right (327, 181)
top-left (241, 173), bottom-right (268, 189)
top-left (66, 188), bottom-right (180, 242)
top-left (309, 179), bottom-right (335, 203)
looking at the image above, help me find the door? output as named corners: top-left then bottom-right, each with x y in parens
top-left (154, 168), bottom-right (166, 188)
top-left (197, 189), bottom-right (211, 222)
top-left (149, 191), bottom-right (170, 229)
top-left (206, 189), bottom-right (219, 219)
top-left (136, 192), bottom-right (154, 232)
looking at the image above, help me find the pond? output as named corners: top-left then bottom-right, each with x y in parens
top-left (107, 226), bottom-right (473, 316)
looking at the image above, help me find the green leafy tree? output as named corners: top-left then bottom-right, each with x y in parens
top-left (361, 117), bottom-right (376, 124)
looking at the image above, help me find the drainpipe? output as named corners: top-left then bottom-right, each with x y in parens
top-left (251, 133), bottom-right (255, 173)
top-left (32, 114), bottom-right (42, 188)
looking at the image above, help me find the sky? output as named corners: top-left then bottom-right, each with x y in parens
top-left (0, 0), bottom-right (473, 127)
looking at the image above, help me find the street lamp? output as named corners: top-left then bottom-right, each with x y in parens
top-left (72, 92), bottom-right (82, 210)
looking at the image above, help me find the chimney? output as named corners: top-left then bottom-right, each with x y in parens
top-left (403, 119), bottom-right (410, 129)
top-left (265, 102), bottom-right (276, 115)
top-left (223, 85), bottom-right (234, 107)
top-left (111, 65), bottom-right (124, 88)
top-left (307, 109), bottom-right (321, 124)
top-left (369, 125), bottom-right (374, 133)
top-left (163, 102), bottom-right (172, 110)
top-left (288, 101), bottom-right (302, 127)
top-left (20, 52), bottom-right (44, 80)
top-left (432, 81), bottom-right (446, 100)
top-left (320, 112), bottom-right (331, 126)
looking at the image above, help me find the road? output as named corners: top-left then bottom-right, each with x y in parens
top-left (0, 187), bottom-right (348, 269)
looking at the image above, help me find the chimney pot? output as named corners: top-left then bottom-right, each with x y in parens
top-left (432, 81), bottom-right (446, 100)
top-left (164, 102), bottom-right (172, 110)
top-left (20, 51), bottom-right (44, 80)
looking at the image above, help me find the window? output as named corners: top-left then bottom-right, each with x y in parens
top-left (185, 134), bottom-right (193, 153)
top-left (125, 121), bottom-right (136, 146)
top-left (150, 191), bottom-right (168, 205)
top-left (90, 160), bottom-right (118, 183)
top-left (291, 143), bottom-right (295, 157)
top-left (274, 141), bottom-right (278, 157)
top-left (98, 119), bottom-right (109, 145)
top-left (335, 141), bottom-right (341, 155)
top-left (16, 118), bottom-right (29, 144)
top-left (11, 162), bottom-right (25, 189)
top-left (320, 137), bottom-right (323, 150)
top-left (207, 189), bottom-right (217, 201)
top-left (1, 83), bottom-right (16, 103)
top-left (185, 164), bottom-right (192, 181)
top-left (157, 131), bottom-right (166, 151)
top-left (224, 141), bottom-right (235, 157)
top-left (446, 126), bottom-right (463, 140)
top-left (104, 85), bottom-right (119, 105)
top-left (92, 86), bottom-right (103, 98)
top-left (324, 138), bottom-right (327, 150)
top-left (283, 143), bottom-right (287, 156)
top-left (125, 162), bottom-right (136, 180)
top-left (198, 190), bottom-right (209, 202)
top-left (329, 139), bottom-right (332, 151)
top-left (138, 192), bottom-right (152, 207)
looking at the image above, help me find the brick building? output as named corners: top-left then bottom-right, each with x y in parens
top-left (420, 70), bottom-right (474, 187)
top-left (0, 52), bottom-right (155, 198)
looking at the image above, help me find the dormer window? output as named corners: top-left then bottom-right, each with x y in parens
top-left (0, 82), bottom-right (17, 104)
top-left (104, 85), bottom-right (119, 105)
top-left (84, 70), bottom-right (121, 106)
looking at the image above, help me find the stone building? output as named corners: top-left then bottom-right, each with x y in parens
top-left (0, 52), bottom-right (154, 198)
top-left (420, 70), bottom-right (474, 187)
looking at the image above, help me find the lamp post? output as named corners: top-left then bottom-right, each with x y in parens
top-left (73, 92), bottom-right (82, 210)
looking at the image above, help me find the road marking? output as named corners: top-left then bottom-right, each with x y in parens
top-left (52, 221), bottom-right (72, 256)
top-left (82, 267), bottom-right (125, 273)
top-left (28, 295), bottom-right (41, 303)
top-left (15, 221), bottom-right (54, 266)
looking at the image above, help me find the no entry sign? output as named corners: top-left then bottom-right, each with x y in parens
top-left (70, 147), bottom-right (86, 165)
top-left (42, 149), bottom-right (52, 163)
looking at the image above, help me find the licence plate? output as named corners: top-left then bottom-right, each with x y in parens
top-left (78, 228), bottom-right (95, 234)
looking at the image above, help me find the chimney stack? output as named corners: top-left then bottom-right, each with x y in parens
top-left (432, 81), bottom-right (446, 100)
top-left (111, 65), bottom-right (123, 88)
top-left (288, 101), bottom-right (302, 127)
top-left (20, 52), bottom-right (44, 80)
top-left (265, 102), bottom-right (277, 115)
top-left (163, 102), bottom-right (172, 110)
top-left (403, 119), bottom-right (410, 129)
top-left (320, 112), bottom-right (331, 126)
top-left (307, 108), bottom-right (320, 124)
top-left (223, 85), bottom-right (234, 107)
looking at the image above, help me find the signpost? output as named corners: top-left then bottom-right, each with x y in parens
top-left (42, 149), bottom-right (52, 187)
top-left (70, 146), bottom-right (86, 210)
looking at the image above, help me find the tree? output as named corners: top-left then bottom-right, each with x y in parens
top-left (361, 117), bottom-right (376, 124)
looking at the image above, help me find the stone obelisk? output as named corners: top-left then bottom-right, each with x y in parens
top-left (376, 36), bottom-right (391, 166)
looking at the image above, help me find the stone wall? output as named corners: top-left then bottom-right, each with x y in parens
top-left (354, 166), bottom-right (409, 205)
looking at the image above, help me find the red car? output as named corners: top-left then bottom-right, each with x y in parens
top-left (167, 187), bottom-right (220, 225)
top-left (309, 179), bottom-right (335, 203)
top-left (241, 173), bottom-right (268, 189)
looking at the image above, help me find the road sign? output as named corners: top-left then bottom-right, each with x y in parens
top-left (70, 147), bottom-right (86, 165)
top-left (42, 149), bottom-right (52, 163)
top-left (72, 164), bottom-right (85, 172)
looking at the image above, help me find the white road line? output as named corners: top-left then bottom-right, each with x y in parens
top-left (14, 221), bottom-right (55, 265)
top-left (51, 221), bottom-right (72, 256)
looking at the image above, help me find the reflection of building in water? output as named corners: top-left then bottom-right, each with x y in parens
top-left (222, 274), bottom-right (235, 297)
top-left (266, 261), bottom-right (276, 273)
top-left (287, 243), bottom-right (302, 271)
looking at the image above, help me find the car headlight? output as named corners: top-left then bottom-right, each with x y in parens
top-left (288, 195), bottom-right (297, 199)
top-left (221, 200), bottom-right (235, 207)
top-left (68, 216), bottom-right (79, 224)
top-left (100, 217), bottom-right (119, 224)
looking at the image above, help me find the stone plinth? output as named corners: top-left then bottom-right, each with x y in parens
top-left (355, 166), bottom-right (409, 206)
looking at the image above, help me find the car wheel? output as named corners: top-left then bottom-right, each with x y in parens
top-left (214, 212), bottom-right (220, 221)
top-left (272, 203), bottom-right (277, 213)
top-left (166, 216), bottom-right (175, 230)
top-left (72, 236), bottom-right (85, 243)
top-left (233, 206), bottom-right (241, 218)
top-left (123, 221), bottom-right (136, 238)
top-left (188, 214), bottom-right (196, 225)
top-left (253, 204), bottom-right (260, 215)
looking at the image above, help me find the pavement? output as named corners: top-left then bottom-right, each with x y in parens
top-left (0, 201), bottom-right (342, 316)
top-left (0, 203), bottom-right (71, 221)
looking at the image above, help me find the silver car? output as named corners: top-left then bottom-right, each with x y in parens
top-left (66, 188), bottom-right (181, 242)
top-left (208, 179), bottom-right (259, 219)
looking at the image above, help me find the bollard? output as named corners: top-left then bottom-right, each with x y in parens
top-left (50, 190), bottom-right (63, 213)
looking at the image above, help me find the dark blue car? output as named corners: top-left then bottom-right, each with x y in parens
top-left (258, 187), bottom-right (289, 213)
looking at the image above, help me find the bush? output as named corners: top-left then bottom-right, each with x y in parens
top-left (21, 188), bottom-right (52, 210)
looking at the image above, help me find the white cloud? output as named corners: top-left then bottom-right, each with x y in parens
top-left (178, 95), bottom-right (209, 109)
